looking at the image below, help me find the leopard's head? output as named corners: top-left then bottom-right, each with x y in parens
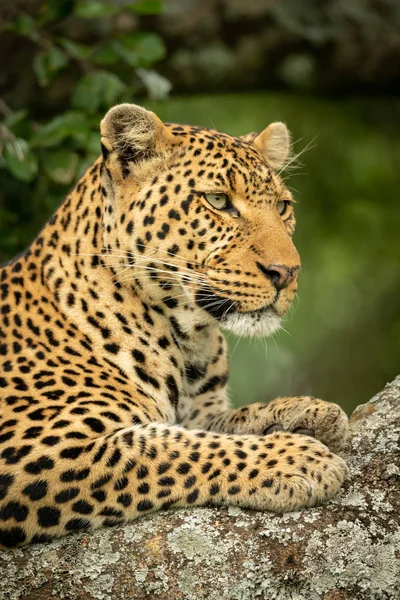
top-left (100, 103), bottom-right (300, 337)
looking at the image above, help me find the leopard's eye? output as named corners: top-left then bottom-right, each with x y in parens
top-left (204, 193), bottom-right (230, 210)
top-left (276, 200), bottom-right (291, 216)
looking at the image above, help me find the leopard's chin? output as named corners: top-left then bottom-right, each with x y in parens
top-left (221, 309), bottom-right (281, 338)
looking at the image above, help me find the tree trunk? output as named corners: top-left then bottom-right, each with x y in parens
top-left (1, 377), bottom-right (399, 600)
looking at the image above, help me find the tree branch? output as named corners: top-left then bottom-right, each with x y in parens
top-left (1, 377), bottom-right (399, 600)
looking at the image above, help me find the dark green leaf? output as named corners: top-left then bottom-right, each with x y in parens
top-left (86, 131), bottom-right (101, 154)
top-left (30, 112), bottom-right (90, 148)
top-left (39, 0), bottom-right (74, 24)
top-left (128, 0), bottom-right (164, 15)
top-left (47, 46), bottom-right (69, 73)
top-left (3, 139), bottom-right (38, 182)
top-left (8, 15), bottom-right (39, 40)
top-left (33, 47), bottom-right (68, 87)
top-left (116, 32), bottom-right (166, 67)
top-left (33, 52), bottom-right (48, 87)
top-left (4, 110), bottom-right (28, 131)
top-left (74, 1), bottom-right (119, 18)
top-left (91, 42), bottom-right (120, 65)
top-left (42, 149), bottom-right (79, 184)
top-left (59, 38), bottom-right (91, 60)
top-left (72, 71), bottom-right (126, 114)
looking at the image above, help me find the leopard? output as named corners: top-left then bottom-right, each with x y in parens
top-left (0, 103), bottom-right (349, 548)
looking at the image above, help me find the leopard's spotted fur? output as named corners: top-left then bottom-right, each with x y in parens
top-left (0, 104), bottom-right (348, 548)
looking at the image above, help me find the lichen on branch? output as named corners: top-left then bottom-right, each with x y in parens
top-left (1, 377), bottom-right (399, 600)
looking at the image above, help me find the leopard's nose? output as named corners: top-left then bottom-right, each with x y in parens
top-left (256, 262), bottom-right (300, 291)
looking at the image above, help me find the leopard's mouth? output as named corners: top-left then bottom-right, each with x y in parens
top-left (195, 288), bottom-right (281, 337)
top-left (195, 289), bottom-right (237, 320)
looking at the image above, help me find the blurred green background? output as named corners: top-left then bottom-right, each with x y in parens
top-left (1, 1), bottom-right (400, 414)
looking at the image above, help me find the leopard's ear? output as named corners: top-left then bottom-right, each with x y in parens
top-left (100, 103), bottom-right (172, 180)
top-left (250, 122), bottom-right (291, 171)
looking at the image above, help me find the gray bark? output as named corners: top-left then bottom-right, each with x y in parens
top-left (1, 377), bottom-right (399, 600)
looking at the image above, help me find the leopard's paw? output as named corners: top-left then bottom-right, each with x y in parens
top-left (265, 396), bottom-right (349, 452)
top-left (252, 434), bottom-right (349, 512)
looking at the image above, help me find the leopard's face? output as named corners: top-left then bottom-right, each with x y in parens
top-left (100, 105), bottom-right (300, 337)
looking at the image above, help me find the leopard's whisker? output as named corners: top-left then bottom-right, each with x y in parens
top-left (114, 271), bottom-right (206, 287)
top-left (102, 254), bottom-right (208, 281)
top-left (86, 254), bottom-right (205, 279)
top-left (279, 325), bottom-right (291, 336)
top-left (83, 244), bottom-right (229, 274)
top-left (198, 297), bottom-right (235, 313)
top-left (100, 243), bottom-right (207, 269)
top-left (278, 135), bottom-right (318, 175)
top-left (231, 332), bottom-right (243, 358)
top-left (132, 255), bottom-right (205, 277)
top-left (90, 246), bottom-right (205, 271)
top-left (222, 301), bottom-right (236, 320)
top-left (78, 250), bottom-right (230, 279)
top-left (159, 291), bottom-right (220, 303)
top-left (111, 264), bottom-right (208, 285)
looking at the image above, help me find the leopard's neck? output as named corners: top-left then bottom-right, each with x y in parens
top-left (20, 159), bottom-right (220, 370)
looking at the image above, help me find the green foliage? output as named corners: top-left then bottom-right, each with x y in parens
top-left (2, 139), bottom-right (38, 182)
top-left (0, 0), bottom-right (169, 261)
top-left (129, 0), bottom-right (164, 15)
top-left (72, 72), bottom-right (127, 113)
top-left (34, 46), bottom-right (69, 86)
top-left (74, 1), bottom-right (120, 19)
